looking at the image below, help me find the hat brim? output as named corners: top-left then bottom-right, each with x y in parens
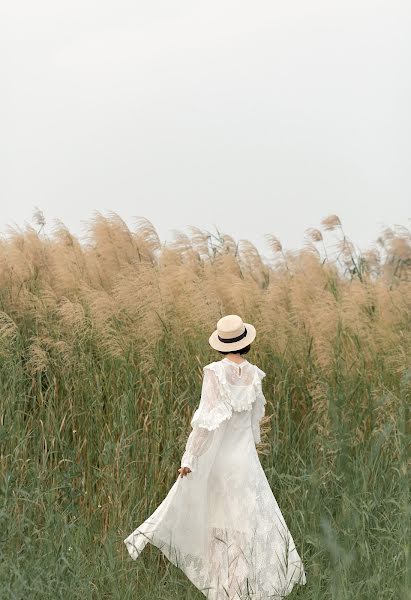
top-left (208, 323), bottom-right (256, 352)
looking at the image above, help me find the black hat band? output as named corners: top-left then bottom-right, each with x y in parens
top-left (217, 327), bottom-right (248, 344)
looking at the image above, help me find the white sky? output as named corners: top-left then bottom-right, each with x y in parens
top-left (1, 1), bottom-right (410, 259)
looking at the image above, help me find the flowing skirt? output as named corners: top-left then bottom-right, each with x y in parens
top-left (124, 411), bottom-right (306, 599)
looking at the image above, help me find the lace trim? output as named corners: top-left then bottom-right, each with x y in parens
top-left (125, 525), bottom-right (306, 599)
top-left (212, 362), bottom-right (266, 412)
top-left (190, 363), bottom-right (266, 431)
top-left (190, 365), bottom-right (232, 430)
top-left (251, 367), bottom-right (266, 444)
top-left (180, 450), bottom-right (198, 472)
top-left (190, 404), bottom-right (232, 431)
top-left (253, 366), bottom-right (266, 415)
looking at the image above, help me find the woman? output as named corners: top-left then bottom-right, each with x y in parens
top-left (124, 314), bottom-right (306, 599)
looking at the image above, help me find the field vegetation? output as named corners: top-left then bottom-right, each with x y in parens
top-left (0, 211), bottom-right (410, 599)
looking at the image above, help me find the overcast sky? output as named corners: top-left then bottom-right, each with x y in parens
top-left (1, 1), bottom-right (410, 259)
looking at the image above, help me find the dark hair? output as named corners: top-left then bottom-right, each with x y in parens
top-left (217, 344), bottom-right (251, 356)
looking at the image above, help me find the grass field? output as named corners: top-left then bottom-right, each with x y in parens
top-left (0, 212), bottom-right (410, 599)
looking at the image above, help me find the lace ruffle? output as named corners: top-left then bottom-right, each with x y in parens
top-left (253, 366), bottom-right (266, 414)
top-left (252, 367), bottom-right (266, 443)
top-left (190, 363), bottom-right (266, 431)
top-left (190, 403), bottom-right (232, 431)
top-left (212, 362), bottom-right (266, 413)
top-left (190, 364), bottom-right (232, 431)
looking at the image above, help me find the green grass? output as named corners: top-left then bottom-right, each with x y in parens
top-left (1, 340), bottom-right (410, 600)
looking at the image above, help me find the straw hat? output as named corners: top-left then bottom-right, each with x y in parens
top-left (209, 314), bottom-right (256, 352)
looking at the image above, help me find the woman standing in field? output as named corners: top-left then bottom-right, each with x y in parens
top-left (124, 314), bottom-right (306, 599)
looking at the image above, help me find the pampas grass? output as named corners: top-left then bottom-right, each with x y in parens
top-left (0, 211), bottom-right (410, 599)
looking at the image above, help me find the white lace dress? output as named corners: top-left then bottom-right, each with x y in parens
top-left (124, 358), bottom-right (306, 599)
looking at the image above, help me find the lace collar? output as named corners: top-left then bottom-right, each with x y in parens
top-left (215, 360), bottom-right (257, 412)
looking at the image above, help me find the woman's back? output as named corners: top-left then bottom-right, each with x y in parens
top-left (219, 356), bottom-right (255, 384)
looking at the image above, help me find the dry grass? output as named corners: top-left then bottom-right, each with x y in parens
top-left (0, 211), bottom-right (410, 599)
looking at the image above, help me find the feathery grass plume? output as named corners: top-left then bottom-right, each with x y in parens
top-left (218, 233), bottom-right (239, 256)
top-left (237, 240), bottom-right (270, 289)
top-left (306, 378), bottom-right (333, 456)
top-left (24, 336), bottom-right (50, 376)
top-left (168, 229), bottom-right (193, 256)
top-left (362, 247), bottom-right (381, 277)
top-left (198, 226), bottom-right (238, 261)
top-left (332, 235), bottom-right (367, 282)
top-left (0, 311), bottom-right (18, 343)
top-left (185, 226), bottom-right (212, 259)
top-left (335, 283), bottom-right (378, 378)
top-left (391, 235), bottom-right (411, 261)
top-left (32, 206), bottom-right (46, 230)
top-left (265, 233), bottom-right (282, 252)
top-left (335, 236), bottom-right (356, 262)
top-left (83, 211), bottom-right (130, 283)
top-left (377, 227), bottom-right (411, 285)
top-left (55, 298), bottom-right (89, 342)
top-left (83, 212), bottom-right (160, 291)
top-left (304, 227), bottom-right (330, 263)
top-left (371, 281), bottom-right (411, 377)
top-left (320, 214), bottom-right (341, 231)
top-left (380, 225), bottom-right (411, 281)
top-left (293, 247), bottom-right (328, 284)
top-left (1, 224), bottom-right (44, 286)
top-left (48, 219), bottom-right (91, 294)
top-left (256, 414), bottom-right (273, 456)
top-left (301, 283), bottom-right (339, 373)
top-left (253, 276), bottom-right (290, 353)
top-left (82, 287), bottom-right (129, 361)
top-left (301, 239), bottom-right (321, 258)
top-left (132, 215), bottom-right (162, 259)
top-left (305, 227), bottom-right (323, 243)
top-left (26, 333), bottom-right (77, 375)
top-left (0, 311), bottom-right (18, 359)
top-left (111, 263), bottom-right (166, 369)
top-left (265, 233), bottom-right (291, 274)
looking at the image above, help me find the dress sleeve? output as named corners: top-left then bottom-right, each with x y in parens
top-left (180, 364), bottom-right (232, 472)
top-left (180, 427), bottom-right (214, 472)
top-left (251, 366), bottom-right (267, 445)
